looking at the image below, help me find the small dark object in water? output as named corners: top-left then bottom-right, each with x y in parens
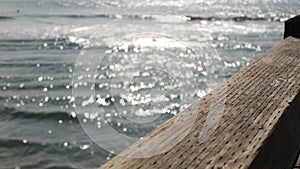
top-left (284, 15), bottom-right (300, 39)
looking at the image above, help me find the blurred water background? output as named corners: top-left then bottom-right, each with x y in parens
top-left (0, 0), bottom-right (299, 168)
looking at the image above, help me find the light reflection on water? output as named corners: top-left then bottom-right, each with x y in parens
top-left (0, 28), bottom-right (280, 168)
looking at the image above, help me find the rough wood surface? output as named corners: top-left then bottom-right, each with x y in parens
top-left (99, 37), bottom-right (300, 169)
top-left (294, 156), bottom-right (300, 168)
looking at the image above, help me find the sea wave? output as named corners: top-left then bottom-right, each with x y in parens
top-left (187, 16), bottom-right (283, 22)
top-left (0, 14), bottom-right (284, 22)
top-left (0, 38), bottom-right (83, 51)
top-left (0, 138), bottom-right (44, 148)
top-left (0, 108), bottom-right (76, 121)
top-left (0, 138), bottom-right (81, 169)
top-left (0, 16), bottom-right (13, 20)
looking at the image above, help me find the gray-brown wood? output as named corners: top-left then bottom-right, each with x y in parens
top-left (99, 37), bottom-right (300, 169)
top-left (294, 155), bottom-right (300, 168)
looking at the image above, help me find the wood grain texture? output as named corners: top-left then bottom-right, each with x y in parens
top-left (294, 156), bottom-right (300, 168)
top-left (99, 37), bottom-right (300, 169)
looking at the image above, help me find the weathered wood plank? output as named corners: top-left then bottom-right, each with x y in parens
top-left (99, 37), bottom-right (300, 169)
top-left (294, 156), bottom-right (300, 168)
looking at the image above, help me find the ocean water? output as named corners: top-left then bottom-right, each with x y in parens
top-left (0, 0), bottom-right (299, 168)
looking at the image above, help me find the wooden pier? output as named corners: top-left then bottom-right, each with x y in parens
top-left (99, 19), bottom-right (300, 169)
